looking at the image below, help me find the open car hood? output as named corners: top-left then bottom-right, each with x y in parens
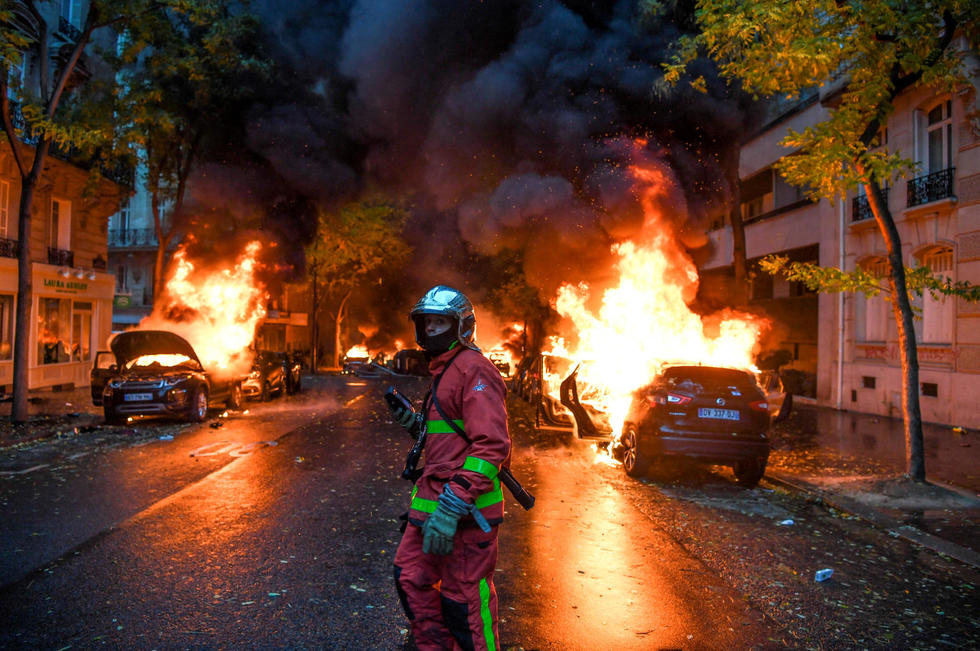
top-left (110, 330), bottom-right (201, 366)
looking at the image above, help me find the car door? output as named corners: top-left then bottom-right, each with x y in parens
top-left (90, 351), bottom-right (117, 406)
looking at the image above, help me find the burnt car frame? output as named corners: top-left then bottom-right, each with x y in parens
top-left (559, 362), bottom-right (778, 487)
top-left (91, 330), bottom-right (244, 425)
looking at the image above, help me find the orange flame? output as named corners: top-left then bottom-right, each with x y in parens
top-left (544, 156), bottom-right (769, 440)
top-left (346, 344), bottom-right (370, 358)
top-left (139, 241), bottom-right (268, 378)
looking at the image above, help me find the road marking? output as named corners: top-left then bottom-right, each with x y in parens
top-left (189, 440), bottom-right (274, 458)
top-left (345, 393), bottom-right (366, 407)
top-left (0, 464), bottom-right (50, 476)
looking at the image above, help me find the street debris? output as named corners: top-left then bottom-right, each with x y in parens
top-left (779, 519), bottom-right (795, 526)
top-left (159, 434), bottom-right (174, 441)
top-left (209, 421), bottom-right (224, 429)
top-left (814, 568), bottom-right (834, 582)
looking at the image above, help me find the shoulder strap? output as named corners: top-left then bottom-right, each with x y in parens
top-left (429, 348), bottom-right (472, 444)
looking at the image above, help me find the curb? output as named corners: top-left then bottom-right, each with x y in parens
top-left (764, 471), bottom-right (980, 570)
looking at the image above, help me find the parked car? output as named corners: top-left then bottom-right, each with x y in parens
top-left (342, 352), bottom-right (370, 375)
top-left (242, 351), bottom-right (288, 401)
top-left (91, 330), bottom-right (243, 425)
top-left (561, 363), bottom-right (773, 487)
top-left (277, 352), bottom-right (303, 394)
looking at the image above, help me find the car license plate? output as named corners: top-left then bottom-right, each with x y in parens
top-left (125, 393), bottom-right (153, 402)
top-left (698, 407), bottom-right (739, 421)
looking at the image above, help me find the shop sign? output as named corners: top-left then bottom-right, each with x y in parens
top-left (114, 294), bottom-right (131, 308)
top-left (43, 278), bottom-right (88, 294)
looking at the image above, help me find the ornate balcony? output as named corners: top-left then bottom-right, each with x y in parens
top-left (851, 187), bottom-right (889, 222)
top-left (108, 228), bottom-right (158, 248)
top-left (48, 247), bottom-right (74, 266)
top-left (58, 16), bottom-right (82, 43)
top-left (0, 238), bottom-right (18, 259)
top-left (907, 168), bottom-right (955, 208)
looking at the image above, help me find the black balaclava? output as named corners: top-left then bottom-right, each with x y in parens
top-left (414, 316), bottom-right (458, 357)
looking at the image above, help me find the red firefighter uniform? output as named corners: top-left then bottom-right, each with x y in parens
top-left (394, 345), bottom-right (511, 651)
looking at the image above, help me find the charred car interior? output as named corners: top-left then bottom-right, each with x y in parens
top-left (91, 330), bottom-right (244, 425)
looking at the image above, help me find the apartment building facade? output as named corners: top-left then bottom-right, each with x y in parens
top-left (701, 70), bottom-right (980, 428)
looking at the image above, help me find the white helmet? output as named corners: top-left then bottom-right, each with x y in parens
top-left (410, 285), bottom-right (477, 352)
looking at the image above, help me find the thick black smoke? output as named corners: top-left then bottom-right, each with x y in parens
top-left (185, 0), bottom-right (755, 346)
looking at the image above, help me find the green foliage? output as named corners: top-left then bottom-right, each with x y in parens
top-left (762, 255), bottom-right (980, 303)
top-left (306, 197), bottom-right (413, 293)
top-left (659, 0), bottom-right (980, 197)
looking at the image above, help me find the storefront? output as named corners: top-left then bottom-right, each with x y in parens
top-left (0, 259), bottom-right (115, 392)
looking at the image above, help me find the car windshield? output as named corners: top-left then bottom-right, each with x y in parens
top-left (125, 353), bottom-right (197, 371)
top-left (661, 366), bottom-right (757, 393)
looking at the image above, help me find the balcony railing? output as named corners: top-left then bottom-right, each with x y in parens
top-left (907, 168), bottom-right (955, 207)
top-left (108, 228), bottom-right (158, 248)
top-left (58, 16), bottom-right (82, 42)
top-left (48, 247), bottom-right (74, 266)
top-left (0, 238), bottom-right (18, 258)
top-left (851, 187), bottom-right (889, 222)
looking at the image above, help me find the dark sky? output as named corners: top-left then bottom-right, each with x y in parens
top-left (185, 0), bottom-right (754, 346)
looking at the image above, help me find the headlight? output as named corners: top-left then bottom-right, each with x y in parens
top-left (108, 379), bottom-right (123, 389)
top-left (249, 370), bottom-right (261, 379)
top-left (162, 376), bottom-right (182, 387)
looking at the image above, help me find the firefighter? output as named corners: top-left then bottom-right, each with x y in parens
top-left (389, 285), bottom-right (511, 651)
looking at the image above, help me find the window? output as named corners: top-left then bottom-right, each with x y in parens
top-left (72, 301), bottom-right (92, 362)
top-left (857, 258), bottom-right (890, 342)
top-left (0, 295), bottom-right (12, 360)
top-left (921, 382), bottom-right (938, 398)
top-left (116, 264), bottom-right (128, 291)
top-left (60, 0), bottom-right (83, 28)
top-left (926, 100), bottom-right (953, 174)
top-left (0, 179), bottom-right (8, 237)
top-left (862, 376), bottom-right (876, 389)
top-left (115, 197), bottom-right (130, 231)
top-left (50, 199), bottom-right (71, 249)
top-left (917, 246), bottom-right (954, 344)
top-left (38, 298), bottom-right (71, 364)
top-left (740, 169), bottom-right (773, 220)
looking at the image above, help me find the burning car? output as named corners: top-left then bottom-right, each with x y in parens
top-left (91, 330), bottom-right (244, 425)
top-left (342, 345), bottom-right (370, 375)
top-left (560, 363), bottom-right (775, 487)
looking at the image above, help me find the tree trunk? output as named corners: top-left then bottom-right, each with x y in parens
top-left (11, 175), bottom-right (38, 423)
top-left (730, 207), bottom-right (748, 305)
top-left (310, 267), bottom-right (318, 375)
top-left (333, 289), bottom-right (351, 368)
top-left (725, 149), bottom-right (748, 305)
top-left (863, 172), bottom-right (925, 480)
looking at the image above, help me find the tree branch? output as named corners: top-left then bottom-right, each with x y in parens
top-left (0, 79), bottom-right (28, 178)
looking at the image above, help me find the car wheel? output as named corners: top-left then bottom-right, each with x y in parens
top-left (104, 404), bottom-right (124, 426)
top-left (260, 381), bottom-right (270, 402)
top-left (773, 393), bottom-right (793, 424)
top-left (621, 425), bottom-right (651, 477)
top-left (188, 386), bottom-right (209, 422)
top-left (227, 383), bottom-right (243, 410)
top-left (733, 457), bottom-right (767, 487)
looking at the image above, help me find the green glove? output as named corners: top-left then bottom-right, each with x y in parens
top-left (421, 503), bottom-right (460, 555)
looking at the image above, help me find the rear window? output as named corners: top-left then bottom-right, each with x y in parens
top-left (661, 366), bottom-right (757, 393)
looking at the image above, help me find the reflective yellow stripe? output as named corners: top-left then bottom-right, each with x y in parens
top-left (463, 456), bottom-right (499, 480)
top-left (426, 419), bottom-right (465, 433)
top-left (409, 479), bottom-right (503, 513)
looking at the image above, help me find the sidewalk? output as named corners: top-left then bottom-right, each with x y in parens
top-left (0, 385), bottom-right (104, 451)
top-left (765, 403), bottom-right (980, 567)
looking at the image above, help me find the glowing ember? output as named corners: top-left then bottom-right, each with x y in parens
top-left (346, 344), bottom-right (370, 358)
top-left (545, 157), bottom-right (769, 441)
top-left (139, 241), bottom-right (268, 378)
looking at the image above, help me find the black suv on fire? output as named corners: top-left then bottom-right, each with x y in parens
top-left (561, 363), bottom-right (772, 487)
top-left (91, 330), bottom-right (244, 425)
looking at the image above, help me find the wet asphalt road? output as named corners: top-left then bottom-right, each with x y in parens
top-left (0, 374), bottom-right (977, 649)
